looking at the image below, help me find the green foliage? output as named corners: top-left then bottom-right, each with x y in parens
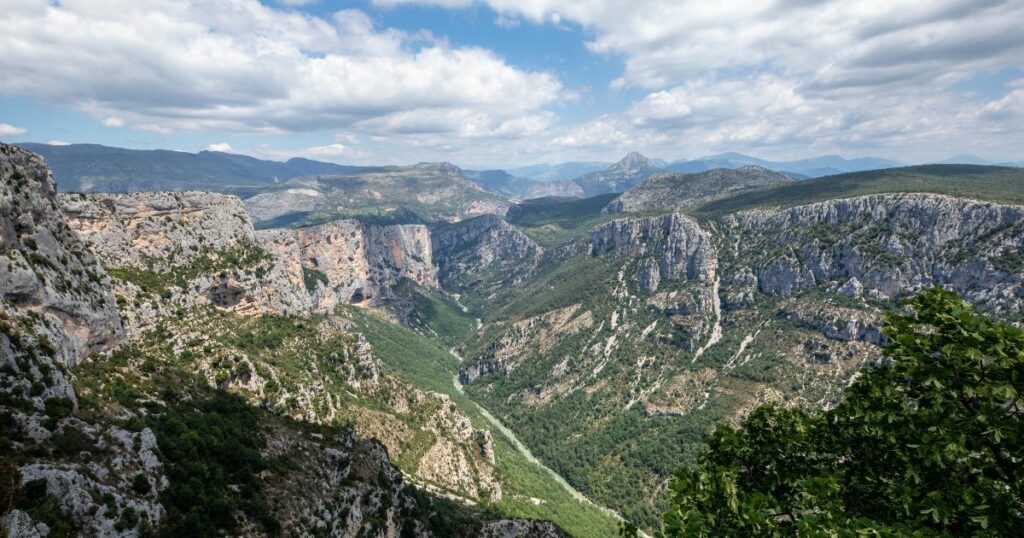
top-left (341, 306), bottom-right (619, 536)
top-left (398, 284), bottom-right (477, 347)
top-left (507, 194), bottom-right (619, 246)
top-left (301, 265), bottom-right (328, 292)
top-left (657, 288), bottom-right (1024, 536)
top-left (150, 390), bottom-right (278, 537)
top-left (107, 240), bottom-right (271, 295)
top-left (694, 164), bottom-right (1024, 218)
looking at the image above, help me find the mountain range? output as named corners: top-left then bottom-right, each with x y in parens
top-left (3, 140), bottom-right (1024, 536)
top-left (16, 142), bottom-right (367, 192)
top-left (15, 142), bottom-right (1021, 203)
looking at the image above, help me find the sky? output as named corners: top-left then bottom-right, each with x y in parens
top-left (0, 0), bottom-right (1022, 168)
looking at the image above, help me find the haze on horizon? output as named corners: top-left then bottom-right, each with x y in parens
top-left (0, 0), bottom-right (1022, 168)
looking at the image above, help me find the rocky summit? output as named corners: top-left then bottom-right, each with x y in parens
top-left (3, 139), bottom-right (1024, 537)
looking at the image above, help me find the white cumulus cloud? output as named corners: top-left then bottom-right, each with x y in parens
top-left (0, 0), bottom-right (564, 140)
top-left (0, 123), bottom-right (27, 136)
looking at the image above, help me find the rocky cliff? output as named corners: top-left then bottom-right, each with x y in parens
top-left (59, 191), bottom-right (254, 270)
top-left (590, 212), bottom-right (717, 292)
top-left (718, 193), bottom-right (1024, 315)
top-left (0, 143), bottom-right (165, 537)
top-left (455, 191), bottom-right (1024, 529)
top-left (1, 144), bottom-right (568, 537)
top-left (431, 214), bottom-right (543, 293)
top-left (1, 146), bottom-right (124, 370)
top-left (60, 192), bottom-right (440, 336)
top-left (258, 220), bottom-right (437, 310)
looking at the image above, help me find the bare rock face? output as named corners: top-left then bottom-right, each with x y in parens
top-left (261, 423), bottom-right (431, 537)
top-left (258, 219), bottom-right (437, 310)
top-left (1, 143), bottom-right (166, 537)
top-left (60, 191), bottom-right (438, 331)
top-left (0, 144), bottom-right (124, 369)
top-left (243, 187), bottom-right (323, 222)
top-left (60, 191), bottom-right (254, 270)
top-left (431, 214), bottom-right (542, 292)
top-left (720, 193), bottom-right (1024, 315)
top-left (590, 212), bottom-right (716, 292)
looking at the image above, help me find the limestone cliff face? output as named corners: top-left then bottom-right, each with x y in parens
top-left (719, 193), bottom-right (1024, 315)
top-left (258, 220), bottom-right (437, 310)
top-left (0, 144), bottom-right (164, 537)
top-left (60, 192), bottom-right (438, 332)
top-left (59, 191), bottom-right (254, 270)
top-left (590, 212), bottom-right (717, 292)
top-left (0, 144), bottom-right (123, 369)
top-left (431, 214), bottom-right (542, 292)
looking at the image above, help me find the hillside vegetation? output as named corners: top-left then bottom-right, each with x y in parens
top-left (693, 164), bottom-right (1024, 217)
top-left (641, 289), bottom-right (1024, 536)
top-left (506, 194), bottom-right (619, 246)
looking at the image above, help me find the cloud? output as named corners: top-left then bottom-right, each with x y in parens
top-left (377, 0), bottom-right (1024, 162)
top-left (0, 123), bottom-right (27, 136)
top-left (383, 1), bottom-right (1024, 91)
top-left (0, 1), bottom-right (563, 139)
top-left (206, 142), bottom-right (234, 152)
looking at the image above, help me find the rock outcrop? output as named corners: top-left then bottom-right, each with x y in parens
top-left (1, 145), bottom-right (124, 369)
top-left (59, 191), bottom-right (254, 270)
top-left (431, 214), bottom-right (543, 291)
top-left (258, 220), bottom-right (436, 309)
top-left (720, 193), bottom-right (1024, 315)
top-left (590, 212), bottom-right (716, 292)
top-left (2, 144), bottom-right (567, 537)
top-left (60, 192), bottom-right (439, 331)
top-left (574, 152), bottom-right (660, 197)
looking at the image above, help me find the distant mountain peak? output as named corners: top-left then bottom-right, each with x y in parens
top-left (414, 161), bottom-right (463, 175)
top-left (612, 152), bottom-right (654, 172)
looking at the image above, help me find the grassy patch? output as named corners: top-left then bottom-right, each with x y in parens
top-left (693, 164), bottom-right (1024, 218)
top-left (339, 305), bottom-right (620, 536)
top-left (107, 240), bottom-right (271, 295)
top-left (508, 194), bottom-right (619, 247)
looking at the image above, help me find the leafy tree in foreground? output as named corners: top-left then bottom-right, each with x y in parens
top-left (644, 288), bottom-right (1023, 537)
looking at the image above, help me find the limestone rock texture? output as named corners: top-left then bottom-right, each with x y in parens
top-left (719, 193), bottom-right (1024, 316)
top-left (59, 191), bottom-right (254, 270)
top-left (1, 144), bottom-right (124, 369)
top-left (590, 212), bottom-right (717, 293)
top-left (2, 144), bottom-right (561, 536)
top-left (431, 214), bottom-right (543, 293)
top-left (258, 220), bottom-right (437, 311)
top-left (60, 191), bottom-right (440, 337)
top-left (1, 143), bottom-right (164, 537)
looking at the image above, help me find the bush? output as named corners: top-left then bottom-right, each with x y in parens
top-left (131, 474), bottom-right (151, 495)
top-left (650, 289), bottom-right (1024, 536)
top-left (150, 390), bottom-right (278, 536)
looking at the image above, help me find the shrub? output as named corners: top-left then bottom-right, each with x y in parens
top-left (649, 288), bottom-right (1024, 537)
